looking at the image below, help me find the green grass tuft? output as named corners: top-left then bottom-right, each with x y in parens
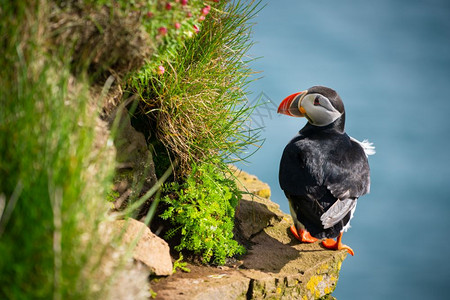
top-left (129, 0), bottom-right (263, 265)
top-left (0, 1), bottom-right (130, 298)
top-left (129, 0), bottom-right (262, 172)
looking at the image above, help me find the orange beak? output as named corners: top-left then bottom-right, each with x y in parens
top-left (277, 90), bottom-right (308, 117)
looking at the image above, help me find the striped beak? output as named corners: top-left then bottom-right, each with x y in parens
top-left (277, 90), bottom-right (308, 117)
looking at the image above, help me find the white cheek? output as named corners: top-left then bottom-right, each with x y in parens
top-left (303, 101), bottom-right (341, 126)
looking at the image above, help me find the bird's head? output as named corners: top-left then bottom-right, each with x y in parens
top-left (277, 86), bottom-right (345, 127)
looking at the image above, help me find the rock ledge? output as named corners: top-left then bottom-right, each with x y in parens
top-left (152, 168), bottom-right (347, 299)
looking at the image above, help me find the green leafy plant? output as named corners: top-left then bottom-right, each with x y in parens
top-left (160, 161), bottom-right (245, 265)
top-left (172, 253), bottom-right (191, 273)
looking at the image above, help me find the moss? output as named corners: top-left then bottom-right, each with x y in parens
top-left (300, 251), bottom-right (346, 299)
top-left (107, 190), bottom-right (120, 202)
top-left (256, 188), bottom-right (271, 199)
top-left (276, 287), bottom-right (282, 295)
top-left (307, 275), bottom-right (324, 298)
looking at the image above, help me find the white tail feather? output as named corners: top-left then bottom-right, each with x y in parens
top-left (351, 137), bottom-right (376, 157)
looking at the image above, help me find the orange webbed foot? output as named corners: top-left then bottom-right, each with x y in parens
top-left (290, 225), bottom-right (318, 243)
top-left (321, 232), bottom-right (354, 256)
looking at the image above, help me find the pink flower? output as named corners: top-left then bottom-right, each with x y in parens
top-left (193, 24), bottom-right (199, 33)
top-left (186, 11), bottom-right (193, 18)
top-left (165, 2), bottom-right (172, 10)
top-left (157, 65), bottom-right (165, 75)
top-left (201, 5), bottom-right (211, 16)
top-left (198, 15), bottom-right (205, 22)
top-left (158, 27), bottom-right (168, 36)
top-left (181, 0), bottom-right (188, 5)
top-left (174, 22), bottom-right (181, 29)
top-left (146, 11), bottom-right (153, 18)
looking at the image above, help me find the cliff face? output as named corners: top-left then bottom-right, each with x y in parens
top-left (152, 168), bottom-right (347, 299)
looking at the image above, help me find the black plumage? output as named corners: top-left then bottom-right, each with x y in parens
top-left (279, 86), bottom-right (370, 240)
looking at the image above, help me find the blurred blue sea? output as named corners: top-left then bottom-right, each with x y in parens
top-left (237, 0), bottom-right (450, 298)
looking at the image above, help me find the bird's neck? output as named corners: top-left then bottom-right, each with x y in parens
top-left (300, 113), bottom-right (346, 135)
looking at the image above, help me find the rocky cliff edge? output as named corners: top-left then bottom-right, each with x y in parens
top-left (151, 167), bottom-right (347, 299)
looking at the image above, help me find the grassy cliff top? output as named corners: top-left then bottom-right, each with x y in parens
top-left (1, 1), bottom-right (264, 299)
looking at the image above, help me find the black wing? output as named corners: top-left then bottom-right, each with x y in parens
top-left (279, 132), bottom-right (370, 199)
top-left (324, 137), bottom-right (370, 200)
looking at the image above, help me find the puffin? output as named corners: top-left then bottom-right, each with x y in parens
top-left (278, 86), bottom-right (374, 255)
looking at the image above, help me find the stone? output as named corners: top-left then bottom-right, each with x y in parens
top-left (231, 166), bottom-right (271, 199)
top-left (109, 107), bottom-right (158, 209)
top-left (106, 261), bottom-right (152, 300)
top-left (111, 219), bottom-right (173, 276)
top-left (235, 196), bottom-right (284, 241)
top-left (233, 167), bottom-right (284, 240)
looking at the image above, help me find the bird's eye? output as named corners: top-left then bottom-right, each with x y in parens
top-left (314, 97), bottom-right (320, 106)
